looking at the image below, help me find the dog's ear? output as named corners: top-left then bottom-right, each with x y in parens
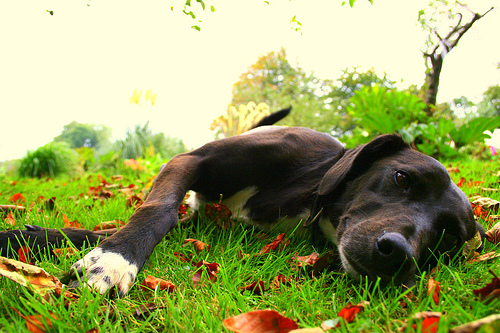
top-left (317, 134), bottom-right (409, 197)
top-left (306, 134), bottom-right (409, 226)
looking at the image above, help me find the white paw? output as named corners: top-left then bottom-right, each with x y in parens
top-left (70, 247), bottom-right (138, 296)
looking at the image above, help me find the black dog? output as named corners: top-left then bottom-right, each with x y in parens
top-left (0, 110), bottom-right (483, 296)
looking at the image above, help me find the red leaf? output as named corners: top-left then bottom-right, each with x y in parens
top-left (204, 203), bottom-right (234, 228)
top-left (258, 233), bottom-right (287, 255)
top-left (18, 245), bottom-right (33, 265)
top-left (183, 238), bottom-right (210, 253)
top-left (5, 211), bottom-right (15, 227)
top-left (473, 271), bottom-right (500, 301)
top-left (140, 275), bottom-right (175, 293)
top-left (173, 252), bottom-right (192, 263)
top-left (290, 252), bottom-right (319, 270)
top-left (126, 195), bottom-right (143, 209)
top-left (427, 277), bottom-right (440, 306)
top-left (240, 281), bottom-right (268, 295)
top-left (338, 302), bottom-right (365, 325)
top-left (63, 214), bottom-right (83, 228)
top-left (9, 193), bottom-right (26, 203)
top-left (400, 312), bottom-right (441, 333)
top-left (223, 309), bottom-right (298, 333)
top-left (419, 316), bottom-right (440, 333)
top-left (191, 260), bottom-right (220, 287)
top-left (272, 274), bottom-right (292, 289)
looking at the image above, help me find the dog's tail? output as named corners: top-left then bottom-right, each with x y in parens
top-left (251, 107), bottom-right (291, 129)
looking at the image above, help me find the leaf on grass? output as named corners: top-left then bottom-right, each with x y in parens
top-left (62, 214), bottom-right (83, 228)
top-left (126, 194), bottom-right (143, 209)
top-left (398, 312), bottom-right (441, 333)
top-left (140, 275), bottom-right (175, 292)
top-left (462, 232), bottom-right (483, 260)
top-left (311, 250), bottom-right (341, 276)
top-left (192, 260), bottom-right (220, 287)
top-left (9, 193), bottom-right (26, 203)
top-left (183, 238), bottom-right (210, 253)
top-left (18, 245), bottom-right (34, 264)
top-left (427, 277), bottom-right (440, 306)
top-left (0, 256), bottom-right (60, 298)
top-left (173, 251), bottom-right (192, 263)
top-left (5, 211), bottom-right (15, 227)
top-left (290, 252), bottom-right (319, 271)
top-left (485, 222), bottom-right (500, 244)
top-left (223, 309), bottom-right (298, 333)
top-left (134, 302), bottom-right (160, 320)
top-left (258, 233), bottom-right (288, 255)
top-left (272, 274), bottom-right (291, 289)
top-left (204, 203), bottom-right (234, 229)
top-left (471, 196), bottom-right (499, 213)
top-left (473, 270), bottom-right (500, 303)
top-left (467, 251), bottom-right (500, 264)
top-left (93, 220), bottom-right (125, 231)
top-left (321, 302), bottom-right (368, 329)
top-left (0, 204), bottom-right (26, 217)
top-left (12, 308), bottom-right (57, 333)
top-left (450, 314), bottom-right (500, 333)
top-left (240, 280), bottom-right (267, 295)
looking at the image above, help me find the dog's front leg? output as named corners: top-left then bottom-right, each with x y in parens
top-left (69, 154), bottom-right (201, 296)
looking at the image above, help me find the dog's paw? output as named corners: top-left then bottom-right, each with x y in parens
top-left (70, 247), bottom-right (138, 297)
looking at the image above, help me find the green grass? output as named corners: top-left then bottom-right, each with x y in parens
top-left (0, 158), bottom-right (499, 332)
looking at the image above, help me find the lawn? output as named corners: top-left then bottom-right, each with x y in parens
top-left (0, 158), bottom-right (498, 332)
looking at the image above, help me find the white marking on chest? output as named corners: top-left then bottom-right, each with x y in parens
top-left (319, 218), bottom-right (338, 244)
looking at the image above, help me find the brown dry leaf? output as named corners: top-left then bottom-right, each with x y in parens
top-left (471, 196), bottom-right (500, 213)
top-left (485, 222), bottom-right (500, 244)
top-left (312, 250), bottom-right (341, 276)
top-left (134, 303), bottom-right (161, 320)
top-left (240, 281), bottom-right (267, 295)
top-left (192, 260), bottom-right (220, 287)
top-left (183, 238), bottom-right (210, 253)
top-left (467, 251), bottom-right (500, 264)
top-left (0, 256), bottom-right (61, 299)
top-left (140, 275), bottom-right (175, 293)
top-left (258, 233), bottom-right (288, 255)
top-left (450, 314), bottom-right (500, 333)
top-left (93, 220), bottom-right (125, 231)
top-left (473, 270), bottom-right (500, 303)
top-left (462, 231), bottom-right (482, 260)
top-left (62, 214), bottom-right (83, 228)
top-left (0, 204), bottom-right (26, 217)
top-left (52, 247), bottom-right (78, 259)
top-left (290, 252), bottom-right (319, 271)
top-left (223, 309), bottom-right (298, 333)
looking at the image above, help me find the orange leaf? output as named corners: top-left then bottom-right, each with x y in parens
top-left (272, 274), bottom-right (292, 289)
top-left (9, 193), bottom-right (25, 203)
top-left (5, 211), bottom-right (15, 227)
top-left (291, 252), bottom-right (319, 270)
top-left (258, 233), bottom-right (287, 255)
top-left (338, 302), bottom-right (365, 325)
top-left (400, 312), bottom-right (441, 333)
top-left (140, 275), bottom-right (175, 293)
top-left (223, 309), bottom-right (298, 333)
top-left (93, 220), bottom-right (125, 231)
top-left (52, 247), bottom-right (78, 258)
top-left (62, 214), bottom-right (83, 228)
top-left (18, 245), bottom-right (33, 265)
top-left (427, 277), bottom-right (440, 306)
top-left (12, 308), bottom-right (57, 333)
top-left (182, 238), bottom-right (210, 253)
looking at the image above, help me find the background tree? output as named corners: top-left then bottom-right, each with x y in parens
top-left (418, 1), bottom-right (494, 115)
top-left (231, 48), bottom-right (336, 133)
top-left (477, 85), bottom-right (500, 117)
top-left (54, 121), bottom-right (112, 149)
top-left (210, 102), bottom-right (271, 139)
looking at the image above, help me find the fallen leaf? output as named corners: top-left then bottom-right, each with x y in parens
top-left (272, 274), bottom-right (291, 289)
top-left (321, 302), bottom-right (368, 329)
top-left (427, 277), bottom-right (441, 306)
top-left (240, 280), bottom-right (267, 295)
top-left (9, 193), bottom-right (26, 203)
top-left (18, 245), bottom-right (33, 265)
top-left (291, 252), bottom-right (319, 271)
top-left (52, 247), bottom-right (78, 259)
top-left (223, 309), bottom-right (298, 333)
top-left (62, 214), bottom-right (83, 228)
top-left (450, 314), bottom-right (500, 333)
top-left (205, 203), bottom-right (234, 229)
top-left (258, 233), bottom-right (288, 255)
top-left (12, 308), bottom-right (57, 333)
top-left (485, 222), bottom-right (500, 244)
top-left (183, 238), bottom-right (210, 253)
top-left (93, 220), bottom-right (125, 231)
top-left (473, 270), bottom-right (500, 302)
top-left (140, 275), bottom-right (175, 292)
top-left (126, 195), bottom-right (143, 209)
top-left (134, 303), bottom-right (160, 320)
top-left (462, 232), bottom-right (483, 260)
top-left (5, 211), bottom-right (15, 227)
top-left (471, 196), bottom-right (500, 213)
top-left (192, 260), bottom-right (220, 287)
top-left (0, 205), bottom-right (26, 216)
top-left (311, 250), bottom-right (341, 276)
top-left (398, 312), bottom-right (442, 333)
top-left (467, 251), bottom-right (500, 264)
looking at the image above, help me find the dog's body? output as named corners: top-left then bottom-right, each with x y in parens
top-left (0, 111), bottom-right (482, 296)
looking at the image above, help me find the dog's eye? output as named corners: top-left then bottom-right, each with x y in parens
top-left (394, 171), bottom-right (411, 190)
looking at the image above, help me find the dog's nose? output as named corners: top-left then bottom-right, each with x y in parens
top-left (374, 232), bottom-right (414, 271)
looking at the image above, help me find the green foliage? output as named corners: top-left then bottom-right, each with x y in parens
top-left (477, 85), bottom-right (500, 117)
top-left (17, 142), bottom-right (80, 178)
top-left (210, 102), bottom-right (270, 139)
top-left (54, 121), bottom-right (112, 149)
top-left (116, 122), bottom-right (187, 160)
top-left (343, 85), bottom-right (427, 146)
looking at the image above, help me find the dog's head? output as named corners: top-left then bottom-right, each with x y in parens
top-left (313, 134), bottom-right (482, 287)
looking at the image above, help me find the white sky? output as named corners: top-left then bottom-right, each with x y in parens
top-left (1, 0), bottom-right (499, 161)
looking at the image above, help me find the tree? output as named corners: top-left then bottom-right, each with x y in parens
top-left (418, 1), bottom-right (494, 115)
top-left (477, 85), bottom-right (500, 117)
top-left (210, 102), bottom-right (271, 139)
top-left (231, 48), bottom-right (336, 133)
top-left (54, 121), bottom-right (111, 149)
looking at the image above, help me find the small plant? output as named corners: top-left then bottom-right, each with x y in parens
top-left (17, 142), bottom-right (80, 178)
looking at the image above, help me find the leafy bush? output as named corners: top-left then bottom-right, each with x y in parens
top-left (17, 142), bottom-right (80, 178)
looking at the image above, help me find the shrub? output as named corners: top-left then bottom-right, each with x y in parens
top-left (17, 142), bottom-right (80, 178)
